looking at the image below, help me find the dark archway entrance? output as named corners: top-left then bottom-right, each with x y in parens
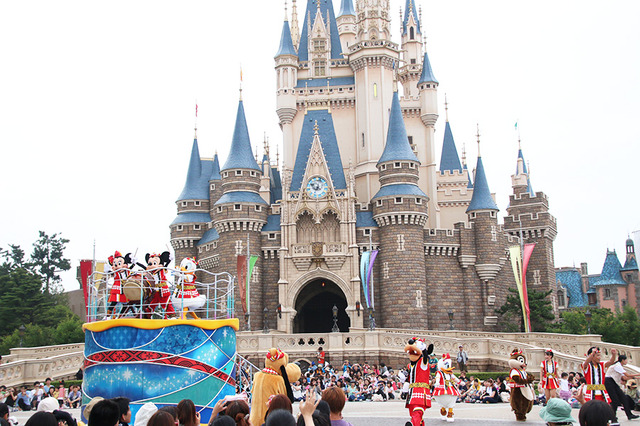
top-left (293, 279), bottom-right (350, 333)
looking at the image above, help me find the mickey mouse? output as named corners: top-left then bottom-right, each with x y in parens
top-left (144, 251), bottom-right (175, 318)
top-left (105, 251), bottom-right (134, 320)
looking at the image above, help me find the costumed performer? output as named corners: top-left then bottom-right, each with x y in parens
top-left (145, 251), bottom-right (176, 318)
top-left (433, 353), bottom-right (460, 422)
top-left (404, 337), bottom-right (434, 426)
top-left (249, 348), bottom-right (301, 426)
top-left (105, 251), bottom-right (133, 320)
top-left (171, 257), bottom-right (206, 319)
top-left (508, 349), bottom-right (535, 421)
top-left (540, 349), bottom-right (560, 403)
top-left (582, 346), bottom-right (614, 404)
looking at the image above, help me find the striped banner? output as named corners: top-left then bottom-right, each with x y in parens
top-left (509, 243), bottom-right (536, 333)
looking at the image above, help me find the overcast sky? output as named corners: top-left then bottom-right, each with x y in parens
top-left (1, 0), bottom-right (639, 292)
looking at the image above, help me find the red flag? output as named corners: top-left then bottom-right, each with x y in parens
top-left (79, 260), bottom-right (93, 317)
top-left (237, 255), bottom-right (247, 314)
top-left (195, 103), bottom-right (198, 118)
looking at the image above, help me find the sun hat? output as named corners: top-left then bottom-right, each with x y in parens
top-left (37, 396), bottom-right (60, 412)
top-left (134, 402), bottom-right (158, 426)
top-left (82, 396), bottom-right (104, 420)
top-left (539, 398), bottom-right (576, 424)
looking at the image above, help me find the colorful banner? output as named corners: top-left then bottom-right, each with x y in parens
top-left (360, 251), bottom-right (371, 308)
top-left (509, 243), bottom-right (536, 332)
top-left (366, 250), bottom-right (378, 309)
top-left (237, 256), bottom-right (247, 314)
top-left (79, 260), bottom-right (93, 316)
top-left (247, 255), bottom-right (259, 312)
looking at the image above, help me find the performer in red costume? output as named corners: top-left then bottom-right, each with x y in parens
top-left (403, 337), bottom-right (434, 426)
top-left (582, 346), bottom-right (616, 403)
top-left (105, 251), bottom-right (133, 320)
top-left (540, 349), bottom-right (561, 402)
top-left (145, 251), bottom-right (175, 318)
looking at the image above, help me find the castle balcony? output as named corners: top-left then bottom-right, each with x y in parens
top-left (290, 242), bottom-right (348, 271)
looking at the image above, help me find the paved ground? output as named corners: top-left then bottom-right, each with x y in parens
top-left (8, 401), bottom-right (640, 425)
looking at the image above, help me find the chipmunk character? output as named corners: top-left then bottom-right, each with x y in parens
top-left (171, 257), bottom-right (205, 319)
top-left (404, 337), bottom-right (434, 426)
top-left (105, 251), bottom-right (134, 319)
top-left (249, 348), bottom-right (301, 426)
top-left (145, 251), bottom-right (175, 318)
top-left (433, 353), bottom-right (460, 422)
top-left (508, 349), bottom-right (535, 421)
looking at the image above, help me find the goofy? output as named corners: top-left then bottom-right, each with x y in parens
top-left (404, 337), bottom-right (434, 426)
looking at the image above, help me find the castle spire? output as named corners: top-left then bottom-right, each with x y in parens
top-left (338, 0), bottom-right (355, 16)
top-left (291, 0), bottom-right (300, 47)
top-left (439, 110), bottom-right (462, 174)
top-left (418, 50), bottom-right (438, 84)
top-left (466, 129), bottom-right (498, 212)
top-left (378, 91), bottom-right (420, 165)
top-left (297, 0), bottom-right (342, 62)
top-left (221, 100), bottom-right (261, 172)
top-left (276, 15), bottom-right (297, 57)
top-left (210, 152), bottom-right (221, 181)
top-left (177, 137), bottom-right (208, 201)
top-left (402, 0), bottom-right (422, 36)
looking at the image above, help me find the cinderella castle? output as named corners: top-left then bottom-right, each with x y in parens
top-left (169, 0), bottom-right (558, 333)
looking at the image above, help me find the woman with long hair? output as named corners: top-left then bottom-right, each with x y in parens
top-left (177, 399), bottom-right (200, 426)
top-left (148, 411), bottom-right (176, 426)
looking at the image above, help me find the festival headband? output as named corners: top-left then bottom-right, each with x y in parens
top-left (510, 349), bottom-right (523, 357)
top-left (545, 348), bottom-right (554, 356)
top-left (266, 349), bottom-right (285, 362)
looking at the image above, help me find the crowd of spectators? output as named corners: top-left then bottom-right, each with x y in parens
top-left (0, 379), bottom-right (82, 412)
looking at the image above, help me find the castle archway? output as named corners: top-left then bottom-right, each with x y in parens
top-left (293, 279), bottom-right (350, 333)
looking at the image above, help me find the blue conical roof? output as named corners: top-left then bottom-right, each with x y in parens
top-left (464, 163), bottom-right (474, 188)
top-left (466, 156), bottom-right (498, 212)
top-left (210, 153), bottom-right (221, 181)
top-left (439, 122), bottom-right (462, 173)
top-left (418, 51), bottom-right (438, 84)
top-left (378, 92), bottom-right (420, 165)
top-left (276, 20), bottom-right (297, 57)
top-left (298, 0), bottom-right (343, 62)
top-left (221, 101), bottom-right (260, 171)
top-left (515, 148), bottom-right (535, 196)
top-left (339, 0), bottom-right (355, 16)
top-left (177, 139), bottom-right (209, 201)
top-left (595, 250), bottom-right (626, 285)
top-left (403, 0), bottom-right (421, 36)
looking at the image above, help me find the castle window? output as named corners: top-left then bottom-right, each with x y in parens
top-left (223, 172), bottom-right (228, 178)
top-left (410, 27), bottom-right (415, 40)
top-left (359, 203), bottom-right (368, 210)
top-left (363, 229), bottom-right (371, 236)
top-left (194, 224), bottom-right (201, 230)
top-left (210, 183), bottom-right (216, 190)
top-left (470, 212), bottom-right (476, 219)
top-left (234, 204), bottom-right (242, 211)
top-left (373, 83), bottom-right (378, 98)
top-left (235, 170), bottom-right (242, 176)
top-left (176, 225), bottom-right (183, 231)
top-left (181, 201), bottom-right (188, 207)
top-left (217, 206), bottom-right (223, 213)
top-left (213, 241), bottom-right (217, 249)
top-left (194, 201), bottom-right (201, 207)
top-left (205, 245), bottom-right (210, 251)
top-left (255, 205), bottom-right (262, 212)
top-left (558, 290), bottom-right (566, 308)
top-left (411, 58), bottom-right (416, 64)
top-left (394, 162), bottom-right (401, 168)
top-left (490, 211), bottom-right (497, 218)
top-left (605, 288), bottom-right (611, 299)
top-left (395, 197), bottom-right (403, 204)
top-left (250, 171), bottom-right (257, 177)
top-left (415, 198), bottom-right (422, 205)
top-left (313, 39), bottom-right (326, 52)
top-left (314, 61), bottom-right (326, 77)
top-left (268, 233), bottom-right (276, 240)
top-left (380, 164), bottom-right (386, 171)
top-left (623, 299), bottom-right (627, 307)
top-left (409, 163), bottom-right (416, 169)
top-left (361, 132), bottom-right (365, 148)
top-left (376, 199), bottom-right (383, 207)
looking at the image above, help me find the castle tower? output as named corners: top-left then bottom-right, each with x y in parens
top-left (336, 0), bottom-right (356, 52)
top-left (275, 12), bottom-right (299, 171)
top-left (349, 0), bottom-right (398, 202)
top-left (436, 100), bottom-right (473, 228)
top-left (398, 0), bottom-right (423, 98)
top-left (416, 50), bottom-right (440, 228)
top-left (170, 136), bottom-right (211, 262)
top-left (372, 91), bottom-right (429, 328)
top-left (622, 237), bottom-right (639, 309)
top-left (504, 144), bottom-right (558, 315)
top-left (213, 99), bottom-right (268, 330)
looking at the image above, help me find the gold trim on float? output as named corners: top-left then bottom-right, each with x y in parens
top-left (82, 318), bottom-right (239, 332)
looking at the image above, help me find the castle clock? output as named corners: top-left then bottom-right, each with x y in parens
top-left (306, 176), bottom-right (328, 198)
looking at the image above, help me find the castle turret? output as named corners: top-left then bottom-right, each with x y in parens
top-left (398, 0), bottom-right (423, 97)
top-left (171, 136), bottom-right (211, 263)
top-left (275, 11), bottom-right (299, 172)
top-left (504, 143), bottom-right (558, 315)
top-left (214, 99), bottom-right (268, 330)
top-left (436, 101), bottom-right (472, 228)
top-left (337, 0), bottom-right (356, 52)
top-left (355, 0), bottom-right (390, 41)
top-left (373, 91), bottom-right (429, 329)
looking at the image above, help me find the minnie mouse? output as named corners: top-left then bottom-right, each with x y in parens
top-left (144, 251), bottom-right (176, 318)
top-left (105, 251), bottom-right (134, 320)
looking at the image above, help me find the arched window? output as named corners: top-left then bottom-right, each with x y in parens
top-left (296, 212), bottom-right (316, 243)
top-left (320, 212), bottom-right (340, 242)
top-left (410, 27), bottom-right (415, 40)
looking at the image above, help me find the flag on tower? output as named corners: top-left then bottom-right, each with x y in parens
top-left (196, 103), bottom-right (198, 118)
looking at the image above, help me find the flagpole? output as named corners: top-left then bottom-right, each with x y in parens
top-left (246, 233), bottom-right (250, 330)
top-left (369, 232), bottom-right (374, 309)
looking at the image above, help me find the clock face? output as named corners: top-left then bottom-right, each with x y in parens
top-left (306, 176), bottom-right (328, 198)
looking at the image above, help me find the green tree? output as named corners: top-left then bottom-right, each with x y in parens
top-left (29, 231), bottom-right (70, 293)
top-left (53, 317), bottom-right (85, 345)
top-left (0, 267), bottom-right (53, 336)
top-left (0, 244), bottom-right (26, 271)
top-left (496, 288), bottom-right (555, 332)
